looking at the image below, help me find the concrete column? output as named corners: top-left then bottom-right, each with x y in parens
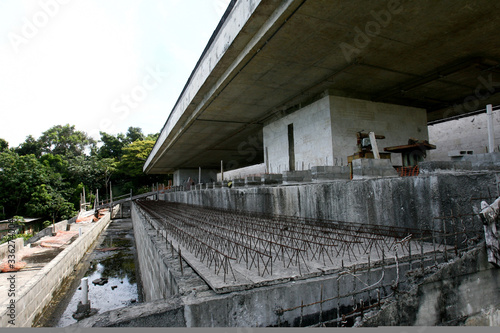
top-left (81, 278), bottom-right (89, 305)
top-left (487, 104), bottom-right (495, 153)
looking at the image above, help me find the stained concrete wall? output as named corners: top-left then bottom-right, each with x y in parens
top-left (131, 204), bottom-right (180, 302)
top-left (0, 237), bottom-right (24, 261)
top-left (0, 207), bottom-right (118, 327)
top-left (161, 172), bottom-right (496, 231)
top-left (263, 96), bottom-right (333, 173)
top-left (73, 251), bottom-right (412, 327)
top-left (362, 244), bottom-right (500, 326)
top-left (428, 109), bottom-right (500, 161)
top-left (330, 96), bottom-right (428, 167)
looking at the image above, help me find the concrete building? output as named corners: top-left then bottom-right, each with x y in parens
top-left (428, 106), bottom-right (500, 162)
top-left (117, 0), bottom-right (500, 328)
top-left (143, 0), bottom-right (500, 179)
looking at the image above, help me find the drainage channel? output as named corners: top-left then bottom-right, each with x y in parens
top-left (37, 212), bottom-right (143, 327)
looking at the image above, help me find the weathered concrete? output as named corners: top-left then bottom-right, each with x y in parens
top-left (161, 172), bottom-right (498, 231)
top-left (0, 207), bottom-right (118, 327)
top-left (131, 204), bottom-right (209, 302)
top-left (282, 170), bottom-right (312, 183)
top-left (73, 247), bottom-right (424, 327)
top-left (311, 165), bottom-right (350, 181)
top-left (428, 108), bottom-right (500, 161)
top-left (361, 244), bottom-right (500, 326)
top-left (0, 237), bottom-right (24, 261)
top-left (351, 159), bottom-right (399, 179)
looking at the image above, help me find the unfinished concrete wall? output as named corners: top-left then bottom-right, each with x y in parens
top-left (263, 96), bottom-right (333, 173)
top-left (362, 245), bottom-right (500, 326)
top-left (74, 253), bottom-right (410, 327)
top-left (131, 204), bottom-right (180, 302)
top-left (162, 172), bottom-right (496, 230)
top-left (330, 96), bottom-right (428, 166)
top-left (428, 109), bottom-right (500, 161)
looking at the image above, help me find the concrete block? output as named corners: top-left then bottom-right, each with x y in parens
top-left (245, 176), bottom-right (262, 186)
top-left (282, 170), bottom-right (312, 182)
top-left (419, 161), bottom-right (473, 174)
top-left (311, 165), bottom-right (350, 180)
top-left (261, 174), bottom-right (283, 184)
top-left (351, 159), bottom-right (398, 179)
top-left (231, 179), bottom-right (245, 187)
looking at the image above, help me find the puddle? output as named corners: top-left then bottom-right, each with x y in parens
top-left (54, 218), bottom-right (141, 327)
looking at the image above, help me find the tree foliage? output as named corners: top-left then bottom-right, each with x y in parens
top-left (0, 125), bottom-right (169, 222)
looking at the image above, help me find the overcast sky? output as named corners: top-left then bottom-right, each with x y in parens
top-left (0, 0), bottom-right (231, 147)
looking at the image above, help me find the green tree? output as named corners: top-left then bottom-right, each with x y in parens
top-left (97, 131), bottom-right (127, 159)
top-left (125, 127), bottom-right (144, 143)
top-left (14, 135), bottom-right (43, 157)
top-left (39, 124), bottom-right (96, 157)
top-left (118, 139), bottom-right (155, 177)
top-left (0, 138), bottom-right (8, 152)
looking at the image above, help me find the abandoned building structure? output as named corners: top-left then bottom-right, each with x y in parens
top-left (3, 0), bottom-right (499, 328)
top-left (135, 0), bottom-right (500, 327)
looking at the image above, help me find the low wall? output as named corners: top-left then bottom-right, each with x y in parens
top-left (26, 220), bottom-right (69, 245)
top-left (0, 206), bottom-right (118, 327)
top-left (0, 238), bottom-right (24, 261)
top-left (161, 172), bottom-right (498, 230)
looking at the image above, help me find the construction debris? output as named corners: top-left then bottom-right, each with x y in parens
top-left (479, 198), bottom-right (500, 267)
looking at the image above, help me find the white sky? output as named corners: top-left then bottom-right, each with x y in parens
top-left (0, 0), bottom-right (231, 147)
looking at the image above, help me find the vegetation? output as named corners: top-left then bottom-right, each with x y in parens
top-left (0, 124), bottom-right (169, 222)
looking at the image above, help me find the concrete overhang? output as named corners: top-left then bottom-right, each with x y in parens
top-left (144, 0), bottom-right (500, 174)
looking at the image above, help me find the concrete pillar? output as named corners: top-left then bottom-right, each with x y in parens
top-left (487, 104), bottom-right (495, 153)
top-left (81, 278), bottom-right (89, 305)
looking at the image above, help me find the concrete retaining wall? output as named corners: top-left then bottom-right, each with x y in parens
top-left (74, 251), bottom-right (416, 327)
top-left (131, 204), bottom-right (180, 302)
top-left (0, 207), bottom-right (118, 327)
top-left (362, 244), bottom-right (500, 326)
top-left (161, 172), bottom-right (497, 230)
